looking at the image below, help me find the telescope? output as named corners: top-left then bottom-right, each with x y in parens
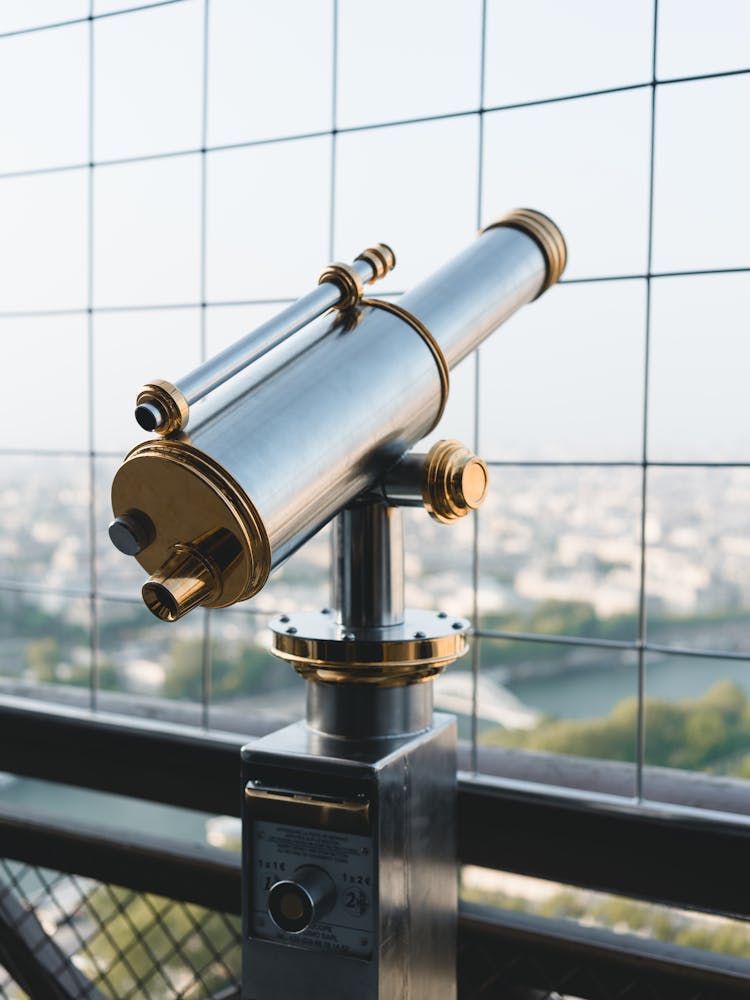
top-left (109, 208), bottom-right (566, 1000)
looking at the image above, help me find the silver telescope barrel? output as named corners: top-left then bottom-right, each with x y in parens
top-left (110, 208), bottom-right (566, 621)
top-left (134, 244), bottom-right (396, 434)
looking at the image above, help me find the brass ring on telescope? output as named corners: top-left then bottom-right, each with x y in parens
top-left (318, 262), bottom-right (364, 310)
top-left (136, 379), bottom-right (190, 435)
top-left (481, 208), bottom-right (567, 298)
top-left (355, 243), bottom-right (397, 283)
top-left (361, 298), bottom-right (450, 433)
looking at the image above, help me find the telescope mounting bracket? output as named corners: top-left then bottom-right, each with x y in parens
top-left (269, 439), bottom-right (487, 731)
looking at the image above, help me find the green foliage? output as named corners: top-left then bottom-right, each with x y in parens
top-left (0, 596), bottom-right (87, 644)
top-left (732, 754), bottom-right (750, 779)
top-left (82, 886), bottom-right (240, 997)
top-left (25, 637), bottom-right (58, 683)
top-left (162, 636), bottom-right (283, 702)
top-left (460, 876), bottom-right (750, 960)
top-left (162, 637), bottom-right (204, 700)
top-left (480, 600), bottom-right (749, 668)
top-left (481, 600), bottom-right (638, 655)
top-left (674, 922), bottom-right (750, 960)
top-left (210, 640), bottom-right (285, 701)
top-left (481, 680), bottom-right (750, 773)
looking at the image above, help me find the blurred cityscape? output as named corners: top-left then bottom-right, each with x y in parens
top-left (0, 461), bottom-right (748, 765)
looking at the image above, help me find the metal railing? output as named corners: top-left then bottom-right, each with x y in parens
top-left (1, 695), bottom-right (750, 997)
top-left (0, 778), bottom-right (749, 998)
top-left (1, 3), bottom-right (749, 995)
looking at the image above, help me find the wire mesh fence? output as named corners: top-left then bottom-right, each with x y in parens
top-left (0, 859), bottom-right (240, 999)
top-left (0, 849), bottom-right (743, 1000)
top-left (0, 1), bottom-right (748, 806)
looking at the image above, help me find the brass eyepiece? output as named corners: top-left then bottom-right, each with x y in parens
top-left (135, 379), bottom-right (189, 436)
top-left (481, 208), bottom-right (567, 298)
top-left (142, 528), bottom-right (242, 622)
top-left (355, 243), bottom-right (397, 283)
top-left (421, 440), bottom-right (489, 524)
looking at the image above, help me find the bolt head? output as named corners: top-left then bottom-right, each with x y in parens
top-left (108, 511), bottom-right (153, 556)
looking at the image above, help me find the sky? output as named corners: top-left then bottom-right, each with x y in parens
top-left (0, 0), bottom-right (747, 465)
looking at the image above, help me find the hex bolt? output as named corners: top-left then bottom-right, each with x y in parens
top-left (286, 626), bottom-right (297, 634)
top-left (279, 614), bottom-right (290, 623)
top-left (414, 631), bottom-right (426, 639)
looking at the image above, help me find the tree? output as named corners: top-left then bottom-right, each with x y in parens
top-left (481, 681), bottom-right (750, 773)
top-left (25, 637), bottom-right (58, 683)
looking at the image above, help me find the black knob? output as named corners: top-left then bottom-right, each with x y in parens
top-left (108, 510), bottom-right (155, 556)
top-left (267, 865), bottom-right (336, 934)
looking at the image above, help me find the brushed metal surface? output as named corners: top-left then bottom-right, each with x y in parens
top-left (306, 681), bottom-right (433, 741)
top-left (175, 224), bottom-right (546, 572)
top-left (241, 714), bottom-right (457, 1000)
top-left (176, 255), bottom-right (379, 409)
top-left (333, 502), bottom-right (404, 630)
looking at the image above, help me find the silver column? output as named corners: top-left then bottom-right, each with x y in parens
top-left (332, 502), bottom-right (404, 629)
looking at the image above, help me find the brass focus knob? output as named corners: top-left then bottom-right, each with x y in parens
top-left (421, 440), bottom-right (489, 524)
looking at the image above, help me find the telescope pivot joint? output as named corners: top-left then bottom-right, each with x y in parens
top-left (378, 439), bottom-right (489, 524)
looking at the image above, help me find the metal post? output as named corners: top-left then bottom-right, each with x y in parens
top-left (333, 501), bottom-right (405, 630)
top-left (242, 494), bottom-right (459, 998)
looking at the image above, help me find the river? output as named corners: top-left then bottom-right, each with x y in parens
top-left (504, 652), bottom-right (750, 720)
top-left (0, 647), bottom-right (747, 844)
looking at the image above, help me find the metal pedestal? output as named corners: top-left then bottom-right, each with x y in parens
top-left (241, 502), bottom-right (460, 998)
top-left (241, 707), bottom-right (457, 999)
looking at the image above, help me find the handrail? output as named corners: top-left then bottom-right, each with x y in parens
top-left (1, 694), bottom-right (750, 918)
top-left (0, 806), bottom-right (748, 999)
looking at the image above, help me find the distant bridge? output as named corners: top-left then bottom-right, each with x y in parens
top-left (434, 672), bottom-right (541, 731)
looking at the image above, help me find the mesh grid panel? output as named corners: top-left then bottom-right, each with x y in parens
top-left (0, 856), bottom-right (736, 1000)
top-left (0, 859), bottom-right (240, 999)
top-left (0, 0), bottom-right (746, 792)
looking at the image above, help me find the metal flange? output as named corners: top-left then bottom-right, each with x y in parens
top-left (270, 609), bottom-right (470, 686)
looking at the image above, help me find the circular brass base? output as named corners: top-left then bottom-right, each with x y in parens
top-left (270, 609), bottom-right (469, 686)
top-left (111, 439), bottom-right (271, 611)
